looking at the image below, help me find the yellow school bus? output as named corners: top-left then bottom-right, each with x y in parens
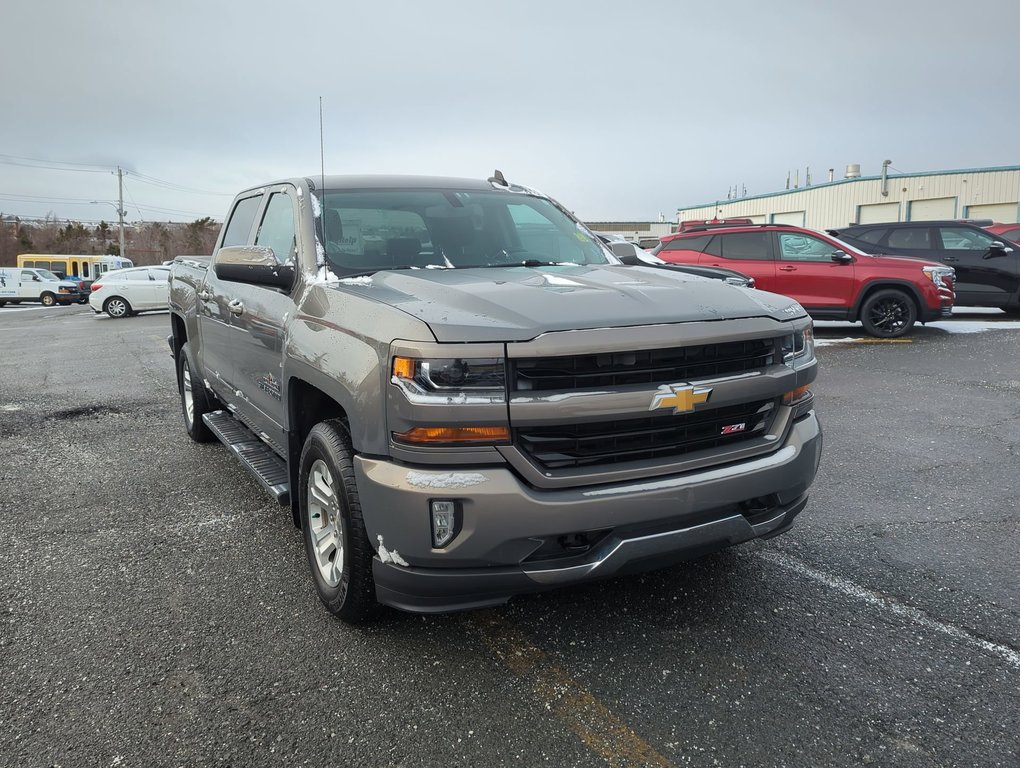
top-left (16, 254), bottom-right (134, 280)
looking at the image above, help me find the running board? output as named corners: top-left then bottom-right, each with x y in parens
top-left (203, 410), bottom-right (290, 506)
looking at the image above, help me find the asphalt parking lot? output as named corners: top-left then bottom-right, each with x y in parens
top-left (1, 304), bottom-right (1018, 768)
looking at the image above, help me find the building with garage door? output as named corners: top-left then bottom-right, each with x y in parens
top-left (675, 165), bottom-right (1020, 232)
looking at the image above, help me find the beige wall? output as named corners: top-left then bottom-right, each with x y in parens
top-left (677, 169), bottom-right (1020, 231)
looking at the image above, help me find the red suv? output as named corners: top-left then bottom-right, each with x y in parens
top-left (653, 224), bottom-right (955, 337)
top-left (984, 222), bottom-right (1020, 244)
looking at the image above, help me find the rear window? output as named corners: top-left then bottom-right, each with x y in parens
top-left (887, 228), bottom-right (931, 249)
top-left (719, 232), bottom-right (770, 260)
top-left (222, 195), bottom-right (263, 248)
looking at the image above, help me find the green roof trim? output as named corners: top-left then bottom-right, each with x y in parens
top-left (676, 165), bottom-right (1020, 212)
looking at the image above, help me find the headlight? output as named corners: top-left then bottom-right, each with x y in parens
top-left (781, 325), bottom-right (815, 370)
top-left (392, 356), bottom-right (506, 403)
top-left (922, 266), bottom-right (955, 290)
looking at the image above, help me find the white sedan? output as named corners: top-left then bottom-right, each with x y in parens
top-left (89, 266), bottom-right (171, 318)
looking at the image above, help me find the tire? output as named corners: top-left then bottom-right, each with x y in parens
top-left (298, 420), bottom-right (376, 623)
top-left (104, 296), bottom-right (131, 318)
top-left (40, 292), bottom-right (56, 307)
top-left (860, 289), bottom-right (917, 338)
top-left (177, 341), bottom-right (216, 442)
top-left (0, 301), bottom-right (6, 307)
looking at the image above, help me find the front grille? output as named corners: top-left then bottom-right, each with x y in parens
top-left (516, 399), bottom-right (777, 470)
top-left (512, 338), bottom-right (776, 392)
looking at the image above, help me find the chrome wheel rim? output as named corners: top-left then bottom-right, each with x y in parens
top-left (42, 294), bottom-right (55, 306)
top-left (181, 359), bottom-right (195, 425)
top-left (307, 459), bottom-right (344, 587)
top-left (108, 299), bottom-right (127, 317)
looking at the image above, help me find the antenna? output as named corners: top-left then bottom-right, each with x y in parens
top-left (319, 96), bottom-right (327, 252)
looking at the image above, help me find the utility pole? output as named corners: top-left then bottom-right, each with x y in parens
top-left (117, 167), bottom-right (127, 260)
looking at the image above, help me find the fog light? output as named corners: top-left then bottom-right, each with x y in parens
top-left (430, 500), bottom-right (458, 548)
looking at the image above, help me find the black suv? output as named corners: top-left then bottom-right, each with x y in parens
top-left (830, 221), bottom-right (1019, 315)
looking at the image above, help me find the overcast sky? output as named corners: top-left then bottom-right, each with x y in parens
top-left (2, 0), bottom-right (1018, 224)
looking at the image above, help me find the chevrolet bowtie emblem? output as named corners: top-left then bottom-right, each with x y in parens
top-left (648, 383), bottom-right (712, 414)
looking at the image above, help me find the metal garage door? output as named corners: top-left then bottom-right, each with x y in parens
top-left (908, 197), bottom-right (955, 220)
top-left (857, 202), bottom-right (900, 224)
top-left (966, 202), bottom-right (1018, 222)
top-left (748, 215), bottom-right (767, 224)
top-left (771, 211), bottom-right (805, 226)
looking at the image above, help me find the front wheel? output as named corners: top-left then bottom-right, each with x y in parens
top-left (40, 292), bottom-right (56, 307)
top-left (298, 420), bottom-right (376, 623)
top-left (860, 289), bottom-right (917, 338)
top-left (177, 342), bottom-right (216, 442)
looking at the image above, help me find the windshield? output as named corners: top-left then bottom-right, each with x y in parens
top-left (36, 270), bottom-right (61, 281)
top-left (316, 188), bottom-right (611, 276)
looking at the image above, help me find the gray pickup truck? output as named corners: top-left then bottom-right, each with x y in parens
top-left (169, 173), bottom-right (821, 622)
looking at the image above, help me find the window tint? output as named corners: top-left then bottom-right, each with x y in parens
top-left (662, 235), bottom-right (711, 252)
top-left (853, 228), bottom-right (885, 245)
top-left (719, 232), bottom-right (770, 260)
top-left (939, 227), bottom-right (994, 250)
top-left (221, 195), bottom-right (263, 248)
top-left (255, 192), bottom-right (296, 263)
top-left (887, 228), bottom-right (931, 249)
top-left (778, 232), bottom-right (838, 262)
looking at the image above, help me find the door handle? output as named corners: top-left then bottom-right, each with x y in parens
top-left (778, 266), bottom-right (797, 271)
top-left (941, 256), bottom-right (959, 262)
top-left (227, 299), bottom-right (245, 316)
top-left (197, 289), bottom-right (213, 301)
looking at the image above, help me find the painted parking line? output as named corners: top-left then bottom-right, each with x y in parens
top-left (472, 610), bottom-right (674, 768)
top-left (758, 551), bottom-right (1020, 670)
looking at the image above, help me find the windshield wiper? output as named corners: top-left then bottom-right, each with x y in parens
top-left (471, 259), bottom-right (577, 269)
top-left (334, 264), bottom-right (447, 279)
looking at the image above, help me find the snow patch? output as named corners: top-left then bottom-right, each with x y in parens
top-left (930, 320), bottom-right (1020, 334)
top-left (542, 274), bottom-right (582, 287)
top-left (1, 404), bottom-right (22, 412)
top-left (310, 193), bottom-right (321, 218)
top-left (376, 536), bottom-right (409, 567)
top-left (338, 276), bottom-right (373, 286)
top-left (405, 471), bottom-right (488, 489)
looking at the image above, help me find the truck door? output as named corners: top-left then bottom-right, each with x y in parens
top-left (225, 187), bottom-right (298, 453)
top-left (199, 193), bottom-right (264, 403)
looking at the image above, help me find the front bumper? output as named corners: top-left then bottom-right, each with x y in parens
top-left (356, 410), bottom-right (822, 614)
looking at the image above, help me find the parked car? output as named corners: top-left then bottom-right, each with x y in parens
top-left (0, 267), bottom-right (82, 306)
top-left (604, 240), bottom-right (756, 288)
top-left (829, 221), bottom-right (1019, 315)
top-left (168, 172), bottom-right (821, 622)
top-left (983, 222), bottom-right (1020, 245)
top-left (653, 223), bottom-right (955, 337)
top-left (88, 266), bottom-right (171, 318)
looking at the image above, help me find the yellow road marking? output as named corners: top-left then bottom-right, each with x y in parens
top-left (471, 610), bottom-right (674, 768)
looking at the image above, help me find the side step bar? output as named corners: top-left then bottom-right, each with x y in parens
top-left (203, 410), bottom-right (290, 506)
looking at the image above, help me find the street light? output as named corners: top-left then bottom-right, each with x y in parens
top-left (90, 200), bottom-right (126, 260)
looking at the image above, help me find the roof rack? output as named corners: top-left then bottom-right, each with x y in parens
top-left (679, 222), bottom-right (802, 234)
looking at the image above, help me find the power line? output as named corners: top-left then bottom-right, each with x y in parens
top-left (0, 153), bottom-right (233, 195)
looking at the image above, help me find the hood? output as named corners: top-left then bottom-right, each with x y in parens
top-left (327, 264), bottom-right (805, 342)
top-left (865, 253), bottom-right (944, 269)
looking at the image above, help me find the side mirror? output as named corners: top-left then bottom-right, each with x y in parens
top-left (830, 251), bottom-right (853, 263)
top-left (989, 240), bottom-right (1014, 254)
top-left (33, 275), bottom-right (41, 281)
top-left (214, 245), bottom-right (295, 289)
top-left (617, 253), bottom-right (643, 266)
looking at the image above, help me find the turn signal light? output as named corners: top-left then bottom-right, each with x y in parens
top-left (783, 384), bottom-right (812, 405)
top-left (392, 356), bottom-right (416, 379)
top-left (393, 426), bottom-right (511, 445)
